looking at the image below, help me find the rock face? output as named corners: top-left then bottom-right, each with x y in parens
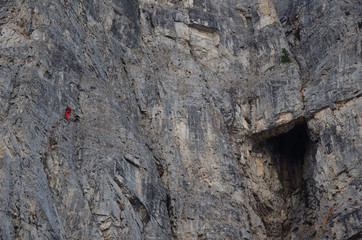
top-left (0, 0), bottom-right (361, 239)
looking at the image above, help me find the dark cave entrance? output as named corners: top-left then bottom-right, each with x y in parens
top-left (267, 122), bottom-right (309, 197)
top-left (250, 121), bottom-right (314, 238)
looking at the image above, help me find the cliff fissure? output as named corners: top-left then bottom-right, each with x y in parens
top-left (267, 122), bottom-right (308, 198)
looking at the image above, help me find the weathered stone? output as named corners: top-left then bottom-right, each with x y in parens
top-left (0, 0), bottom-right (361, 239)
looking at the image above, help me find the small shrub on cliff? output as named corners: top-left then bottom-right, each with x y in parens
top-left (281, 48), bottom-right (291, 63)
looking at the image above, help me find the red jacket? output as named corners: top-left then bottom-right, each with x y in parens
top-left (65, 107), bottom-right (71, 119)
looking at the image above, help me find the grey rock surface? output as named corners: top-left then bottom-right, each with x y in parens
top-left (0, 0), bottom-right (361, 239)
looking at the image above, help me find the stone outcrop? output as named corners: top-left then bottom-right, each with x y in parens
top-left (0, 0), bottom-right (361, 239)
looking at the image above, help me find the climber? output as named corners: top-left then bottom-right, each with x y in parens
top-left (65, 107), bottom-right (71, 119)
top-left (73, 115), bottom-right (80, 122)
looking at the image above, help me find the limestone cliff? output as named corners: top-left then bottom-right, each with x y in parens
top-left (0, 0), bottom-right (361, 239)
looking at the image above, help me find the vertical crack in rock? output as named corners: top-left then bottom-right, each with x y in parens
top-left (112, 176), bottom-right (150, 227)
top-left (166, 192), bottom-right (178, 240)
top-left (267, 122), bottom-right (308, 198)
top-left (250, 120), bottom-right (316, 238)
top-left (267, 122), bottom-right (313, 238)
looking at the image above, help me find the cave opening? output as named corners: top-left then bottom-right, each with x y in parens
top-left (249, 121), bottom-right (314, 238)
top-left (267, 122), bottom-right (309, 197)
